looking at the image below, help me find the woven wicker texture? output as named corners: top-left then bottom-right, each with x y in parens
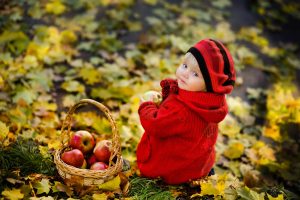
top-left (54, 99), bottom-right (123, 186)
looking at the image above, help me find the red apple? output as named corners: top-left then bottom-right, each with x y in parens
top-left (61, 149), bottom-right (84, 168)
top-left (93, 140), bottom-right (112, 163)
top-left (69, 130), bottom-right (95, 154)
top-left (87, 154), bottom-right (97, 166)
top-left (90, 162), bottom-right (108, 170)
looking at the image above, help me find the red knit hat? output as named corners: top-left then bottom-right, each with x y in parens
top-left (187, 39), bottom-right (236, 94)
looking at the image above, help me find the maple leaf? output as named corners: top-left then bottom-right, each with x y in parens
top-left (33, 178), bottom-right (51, 195)
top-left (78, 67), bottom-right (101, 85)
top-left (52, 181), bottom-right (73, 197)
top-left (1, 188), bottom-right (24, 200)
top-left (12, 87), bottom-right (38, 105)
top-left (236, 186), bottom-right (265, 200)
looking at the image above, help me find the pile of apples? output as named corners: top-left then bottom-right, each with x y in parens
top-left (61, 130), bottom-right (112, 170)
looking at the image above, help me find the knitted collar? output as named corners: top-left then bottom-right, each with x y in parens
top-left (177, 88), bottom-right (227, 123)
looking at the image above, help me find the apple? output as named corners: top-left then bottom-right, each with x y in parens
top-left (90, 162), bottom-right (108, 170)
top-left (87, 154), bottom-right (97, 166)
top-left (69, 130), bottom-right (95, 154)
top-left (141, 90), bottom-right (162, 105)
top-left (93, 140), bottom-right (112, 163)
top-left (61, 149), bottom-right (84, 168)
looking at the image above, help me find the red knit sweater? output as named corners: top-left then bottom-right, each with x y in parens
top-left (136, 79), bottom-right (228, 184)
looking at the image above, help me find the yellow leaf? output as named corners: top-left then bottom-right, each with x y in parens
top-left (236, 46), bottom-right (256, 65)
top-left (128, 21), bottom-right (142, 32)
top-left (1, 188), bottom-right (24, 200)
top-left (252, 141), bottom-right (265, 149)
top-left (61, 30), bottom-right (77, 43)
top-left (0, 75), bottom-right (4, 89)
top-left (47, 27), bottom-right (61, 44)
top-left (45, 0), bottom-right (66, 15)
top-left (93, 193), bottom-right (108, 200)
top-left (144, 0), bottom-right (158, 5)
top-left (79, 67), bottom-right (101, 85)
top-left (236, 186), bottom-right (265, 200)
top-left (48, 139), bottom-right (61, 150)
top-left (100, 0), bottom-right (112, 6)
top-left (199, 174), bottom-right (227, 197)
top-left (61, 80), bottom-right (85, 93)
top-left (247, 141), bottom-right (276, 166)
top-left (33, 178), bottom-right (51, 194)
top-left (267, 194), bottom-right (284, 200)
top-left (26, 42), bottom-right (50, 61)
top-left (200, 181), bottom-right (220, 196)
top-left (263, 125), bottom-right (282, 142)
top-left (216, 22), bottom-right (235, 42)
top-left (258, 145), bottom-right (276, 163)
top-left (219, 115), bottom-right (241, 138)
top-left (169, 35), bottom-right (190, 52)
top-left (223, 142), bottom-right (244, 159)
top-left (23, 55), bottom-right (39, 69)
top-left (98, 175), bottom-right (121, 191)
top-left (0, 121), bottom-right (9, 141)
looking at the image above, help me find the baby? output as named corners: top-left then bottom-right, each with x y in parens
top-left (136, 39), bottom-right (236, 184)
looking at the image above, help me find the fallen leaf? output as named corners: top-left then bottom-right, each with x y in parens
top-left (223, 142), bottom-right (245, 159)
top-left (52, 181), bottom-right (73, 196)
top-left (92, 193), bottom-right (108, 200)
top-left (0, 121), bottom-right (9, 140)
top-left (61, 80), bottom-right (85, 93)
top-left (45, 0), bottom-right (66, 15)
top-left (98, 175), bottom-right (121, 191)
top-left (78, 67), bottom-right (102, 85)
top-left (1, 188), bottom-right (24, 200)
top-left (236, 186), bottom-right (265, 200)
top-left (267, 194), bottom-right (284, 200)
top-left (33, 178), bottom-right (51, 195)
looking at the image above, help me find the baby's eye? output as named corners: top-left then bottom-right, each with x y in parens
top-left (182, 64), bottom-right (187, 69)
top-left (192, 72), bottom-right (198, 77)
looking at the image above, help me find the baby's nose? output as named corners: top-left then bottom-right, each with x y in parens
top-left (182, 70), bottom-right (189, 78)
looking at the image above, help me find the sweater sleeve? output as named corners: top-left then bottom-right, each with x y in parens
top-left (160, 79), bottom-right (179, 100)
top-left (138, 98), bottom-right (187, 138)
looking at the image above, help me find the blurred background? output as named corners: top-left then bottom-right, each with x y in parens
top-left (0, 0), bottom-right (299, 199)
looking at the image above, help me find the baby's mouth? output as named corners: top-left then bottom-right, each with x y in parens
top-left (178, 78), bottom-right (186, 84)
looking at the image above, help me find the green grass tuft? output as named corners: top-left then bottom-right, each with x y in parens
top-left (129, 176), bottom-right (175, 200)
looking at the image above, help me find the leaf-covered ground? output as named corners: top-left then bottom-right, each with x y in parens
top-left (0, 0), bottom-right (300, 199)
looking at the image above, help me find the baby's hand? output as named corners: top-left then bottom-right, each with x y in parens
top-left (140, 91), bottom-right (162, 105)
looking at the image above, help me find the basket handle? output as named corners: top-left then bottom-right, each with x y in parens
top-left (60, 99), bottom-right (121, 166)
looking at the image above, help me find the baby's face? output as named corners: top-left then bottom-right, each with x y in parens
top-left (176, 52), bottom-right (206, 92)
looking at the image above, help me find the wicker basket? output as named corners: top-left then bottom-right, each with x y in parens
top-left (54, 99), bottom-right (123, 187)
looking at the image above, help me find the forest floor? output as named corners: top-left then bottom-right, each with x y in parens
top-left (0, 0), bottom-right (300, 199)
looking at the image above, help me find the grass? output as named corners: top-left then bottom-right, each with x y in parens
top-left (128, 176), bottom-right (175, 200)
